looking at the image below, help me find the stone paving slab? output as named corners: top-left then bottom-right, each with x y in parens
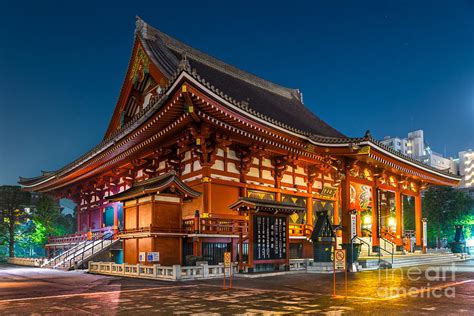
top-left (0, 263), bottom-right (473, 315)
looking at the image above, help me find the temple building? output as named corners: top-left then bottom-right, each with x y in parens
top-left (19, 18), bottom-right (460, 271)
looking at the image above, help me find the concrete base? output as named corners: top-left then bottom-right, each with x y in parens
top-left (306, 262), bottom-right (335, 274)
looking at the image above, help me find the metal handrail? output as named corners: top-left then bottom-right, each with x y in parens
top-left (351, 235), bottom-right (371, 258)
top-left (380, 236), bottom-right (396, 253)
top-left (67, 231), bottom-right (115, 270)
top-left (378, 237), bottom-right (395, 265)
top-left (47, 241), bottom-right (84, 268)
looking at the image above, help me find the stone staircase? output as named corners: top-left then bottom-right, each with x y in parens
top-left (356, 252), bottom-right (466, 271)
top-left (42, 233), bottom-right (119, 271)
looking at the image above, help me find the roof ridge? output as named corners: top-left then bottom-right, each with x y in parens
top-left (136, 17), bottom-right (300, 100)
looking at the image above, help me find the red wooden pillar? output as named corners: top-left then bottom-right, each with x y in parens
top-left (99, 207), bottom-right (104, 228)
top-left (202, 164), bottom-right (212, 214)
top-left (395, 191), bottom-right (403, 250)
top-left (335, 189), bottom-right (342, 237)
top-left (192, 209), bottom-right (202, 257)
top-left (415, 193), bottom-right (422, 251)
top-left (77, 210), bottom-right (81, 232)
top-left (87, 208), bottom-right (92, 231)
top-left (371, 186), bottom-right (380, 251)
top-left (307, 196), bottom-right (313, 228)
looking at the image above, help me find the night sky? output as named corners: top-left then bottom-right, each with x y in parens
top-left (1, 1), bottom-right (473, 185)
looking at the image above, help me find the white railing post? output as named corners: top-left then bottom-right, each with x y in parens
top-left (203, 264), bottom-right (209, 278)
top-left (137, 264), bottom-right (141, 276)
top-left (173, 265), bottom-right (182, 280)
top-left (304, 259), bottom-right (309, 271)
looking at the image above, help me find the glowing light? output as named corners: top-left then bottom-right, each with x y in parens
top-left (388, 217), bottom-right (396, 228)
top-left (363, 215), bottom-right (372, 225)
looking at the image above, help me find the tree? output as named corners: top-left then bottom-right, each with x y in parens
top-left (423, 186), bottom-right (474, 248)
top-left (0, 186), bottom-right (31, 257)
top-left (29, 195), bottom-right (76, 248)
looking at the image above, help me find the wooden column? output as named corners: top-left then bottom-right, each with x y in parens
top-left (395, 191), bottom-right (403, 250)
top-left (77, 210), bottom-right (81, 232)
top-left (371, 186), bottom-right (380, 251)
top-left (275, 178), bottom-right (282, 202)
top-left (307, 171), bottom-right (315, 229)
top-left (202, 164), bottom-right (212, 214)
top-left (415, 193), bottom-right (422, 251)
top-left (99, 206), bottom-right (104, 228)
top-left (307, 196), bottom-right (313, 228)
top-left (87, 208), bottom-right (92, 231)
top-left (113, 203), bottom-right (119, 237)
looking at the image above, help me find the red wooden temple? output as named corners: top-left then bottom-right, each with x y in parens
top-left (20, 18), bottom-right (460, 271)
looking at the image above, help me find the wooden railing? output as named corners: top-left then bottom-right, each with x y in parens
top-left (183, 216), bottom-right (248, 236)
top-left (119, 225), bottom-right (184, 236)
top-left (47, 227), bottom-right (115, 245)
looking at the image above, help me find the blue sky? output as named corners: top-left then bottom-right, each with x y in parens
top-left (0, 0), bottom-right (473, 185)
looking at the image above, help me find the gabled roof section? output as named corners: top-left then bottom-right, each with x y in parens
top-left (108, 171), bottom-right (201, 202)
top-left (229, 197), bottom-right (304, 214)
top-left (135, 17), bottom-right (345, 138)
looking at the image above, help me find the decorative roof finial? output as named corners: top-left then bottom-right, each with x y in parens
top-left (364, 130), bottom-right (372, 139)
top-left (135, 16), bottom-right (149, 39)
top-left (178, 51), bottom-right (191, 72)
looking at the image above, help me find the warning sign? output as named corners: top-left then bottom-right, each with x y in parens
top-left (224, 252), bottom-right (232, 267)
top-left (334, 249), bottom-right (346, 270)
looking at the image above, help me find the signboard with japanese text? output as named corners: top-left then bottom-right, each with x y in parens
top-left (320, 186), bottom-right (338, 199)
top-left (350, 213), bottom-right (357, 239)
top-left (139, 252), bottom-right (146, 262)
top-left (422, 219), bottom-right (428, 248)
top-left (253, 214), bottom-right (287, 261)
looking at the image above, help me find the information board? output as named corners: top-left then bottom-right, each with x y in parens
top-left (138, 252), bottom-right (146, 262)
top-left (224, 252), bottom-right (231, 267)
top-left (253, 215), bottom-right (287, 261)
top-left (147, 252), bottom-right (160, 263)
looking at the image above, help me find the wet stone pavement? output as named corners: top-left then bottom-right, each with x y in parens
top-left (0, 262), bottom-right (473, 315)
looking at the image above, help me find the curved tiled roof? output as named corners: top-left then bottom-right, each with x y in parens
top-left (138, 17), bottom-right (345, 139)
top-left (18, 18), bottom-right (460, 188)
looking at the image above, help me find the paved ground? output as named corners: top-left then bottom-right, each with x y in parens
top-left (0, 261), bottom-right (473, 315)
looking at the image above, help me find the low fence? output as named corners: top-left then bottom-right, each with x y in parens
top-left (89, 261), bottom-right (239, 281)
top-left (7, 257), bottom-right (46, 267)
